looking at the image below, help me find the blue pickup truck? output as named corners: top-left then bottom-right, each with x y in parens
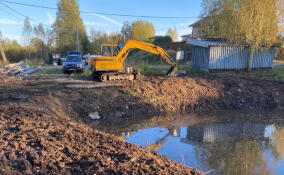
top-left (63, 52), bottom-right (85, 74)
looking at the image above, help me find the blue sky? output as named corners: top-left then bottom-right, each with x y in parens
top-left (0, 0), bottom-right (202, 43)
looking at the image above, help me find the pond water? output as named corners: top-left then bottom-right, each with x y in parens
top-left (98, 110), bottom-right (284, 175)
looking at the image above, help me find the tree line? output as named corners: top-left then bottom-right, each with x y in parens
top-left (0, 0), bottom-right (178, 64)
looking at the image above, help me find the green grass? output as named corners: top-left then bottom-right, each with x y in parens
top-left (178, 65), bottom-right (207, 75)
top-left (24, 59), bottom-right (49, 67)
top-left (133, 64), bottom-right (207, 76)
top-left (274, 59), bottom-right (284, 63)
top-left (70, 70), bottom-right (92, 78)
top-left (134, 64), bottom-right (169, 76)
top-left (238, 65), bottom-right (284, 81)
top-left (33, 68), bottom-right (62, 75)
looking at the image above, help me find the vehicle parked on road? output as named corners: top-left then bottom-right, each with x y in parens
top-left (63, 52), bottom-right (85, 74)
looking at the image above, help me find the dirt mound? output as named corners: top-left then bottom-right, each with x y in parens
top-left (126, 76), bottom-right (284, 113)
top-left (0, 75), bottom-right (283, 121)
top-left (0, 105), bottom-right (201, 175)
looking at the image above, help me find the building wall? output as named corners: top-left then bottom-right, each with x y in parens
top-left (192, 46), bottom-right (209, 70)
top-left (209, 46), bottom-right (248, 69)
top-left (251, 48), bottom-right (274, 68)
top-left (192, 46), bottom-right (274, 70)
top-left (192, 28), bottom-right (201, 39)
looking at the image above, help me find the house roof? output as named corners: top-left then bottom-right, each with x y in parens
top-left (157, 41), bottom-right (191, 50)
top-left (189, 17), bottom-right (210, 28)
top-left (181, 34), bottom-right (192, 38)
top-left (186, 38), bottom-right (234, 48)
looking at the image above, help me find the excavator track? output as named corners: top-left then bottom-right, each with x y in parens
top-left (95, 72), bottom-right (136, 82)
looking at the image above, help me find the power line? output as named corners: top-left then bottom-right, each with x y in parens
top-left (0, 1), bottom-right (52, 28)
top-left (0, 0), bottom-right (200, 19)
top-left (0, 3), bottom-right (21, 19)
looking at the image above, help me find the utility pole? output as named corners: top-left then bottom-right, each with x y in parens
top-left (76, 25), bottom-right (80, 52)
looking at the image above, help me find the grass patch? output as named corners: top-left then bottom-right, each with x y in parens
top-left (135, 64), bottom-right (169, 76)
top-left (33, 68), bottom-right (62, 75)
top-left (132, 64), bottom-right (207, 76)
top-left (178, 65), bottom-right (207, 75)
top-left (70, 70), bottom-right (92, 78)
top-left (24, 59), bottom-right (49, 67)
top-left (274, 60), bottom-right (284, 63)
top-left (238, 65), bottom-right (284, 81)
top-left (119, 88), bottom-right (133, 97)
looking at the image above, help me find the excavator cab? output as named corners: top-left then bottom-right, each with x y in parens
top-left (101, 44), bottom-right (120, 56)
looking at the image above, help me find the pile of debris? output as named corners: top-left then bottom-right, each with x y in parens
top-left (0, 62), bottom-right (38, 83)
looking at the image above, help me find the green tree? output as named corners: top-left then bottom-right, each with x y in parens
top-left (54, 0), bottom-right (89, 53)
top-left (3, 39), bottom-right (25, 63)
top-left (150, 36), bottom-right (172, 44)
top-left (200, 0), bottom-right (283, 70)
top-left (130, 20), bottom-right (155, 41)
top-left (167, 27), bottom-right (178, 42)
top-left (89, 30), bottom-right (121, 54)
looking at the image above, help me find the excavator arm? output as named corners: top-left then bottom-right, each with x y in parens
top-left (116, 40), bottom-right (178, 76)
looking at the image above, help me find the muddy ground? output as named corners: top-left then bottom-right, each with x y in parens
top-left (0, 74), bottom-right (284, 174)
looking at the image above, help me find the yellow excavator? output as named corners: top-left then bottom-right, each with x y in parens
top-left (91, 40), bottom-right (178, 81)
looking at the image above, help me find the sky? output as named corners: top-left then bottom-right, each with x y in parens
top-left (0, 0), bottom-right (202, 44)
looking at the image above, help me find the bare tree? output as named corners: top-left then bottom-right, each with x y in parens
top-left (34, 23), bottom-right (46, 60)
top-left (22, 17), bottom-right (33, 59)
top-left (121, 21), bottom-right (131, 43)
top-left (167, 27), bottom-right (178, 42)
top-left (0, 30), bottom-right (8, 64)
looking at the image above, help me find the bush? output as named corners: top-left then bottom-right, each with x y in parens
top-left (149, 36), bottom-right (173, 44)
top-left (275, 46), bottom-right (284, 61)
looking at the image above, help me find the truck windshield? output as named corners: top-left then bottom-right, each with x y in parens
top-left (66, 56), bottom-right (81, 62)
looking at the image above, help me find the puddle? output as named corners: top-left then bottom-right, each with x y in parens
top-left (98, 110), bottom-right (284, 175)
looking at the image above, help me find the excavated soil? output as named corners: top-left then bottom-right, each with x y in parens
top-left (125, 75), bottom-right (284, 113)
top-left (0, 105), bottom-right (200, 175)
top-left (0, 74), bottom-right (284, 174)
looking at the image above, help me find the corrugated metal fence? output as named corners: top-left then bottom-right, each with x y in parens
top-left (192, 46), bottom-right (274, 70)
top-left (192, 46), bottom-right (209, 69)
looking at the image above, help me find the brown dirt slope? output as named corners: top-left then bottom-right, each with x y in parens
top-left (126, 76), bottom-right (284, 113)
top-left (0, 104), bottom-right (201, 175)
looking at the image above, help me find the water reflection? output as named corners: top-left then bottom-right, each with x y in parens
top-left (116, 111), bottom-right (284, 175)
top-left (183, 123), bottom-right (276, 175)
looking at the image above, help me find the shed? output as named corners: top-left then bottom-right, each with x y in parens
top-left (186, 38), bottom-right (275, 70)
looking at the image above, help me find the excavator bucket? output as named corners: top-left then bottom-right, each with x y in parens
top-left (166, 66), bottom-right (179, 76)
